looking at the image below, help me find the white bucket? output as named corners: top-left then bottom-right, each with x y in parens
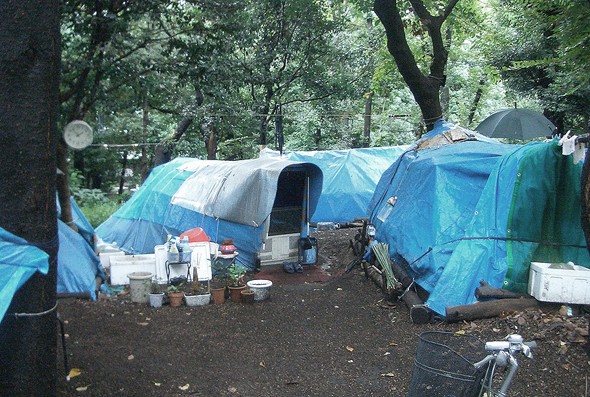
top-left (247, 279), bottom-right (273, 301)
top-left (127, 272), bottom-right (153, 304)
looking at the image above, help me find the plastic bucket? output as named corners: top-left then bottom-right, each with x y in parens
top-left (247, 279), bottom-right (273, 301)
top-left (127, 272), bottom-right (153, 304)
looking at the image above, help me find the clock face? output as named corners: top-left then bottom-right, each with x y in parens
top-left (63, 120), bottom-right (93, 150)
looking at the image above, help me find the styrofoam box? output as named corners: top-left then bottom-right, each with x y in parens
top-left (110, 254), bottom-right (156, 285)
top-left (99, 250), bottom-right (125, 270)
top-left (528, 261), bottom-right (590, 304)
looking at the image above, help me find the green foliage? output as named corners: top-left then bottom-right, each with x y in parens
top-left (228, 263), bottom-right (246, 287)
top-left (72, 188), bottom-right (108, 206)
top-left (79, 199), bottom-right (121, 229)
top-left (166, 284), bottom-right (183, 294)
top-left (57, 0), bottom-right (590, 184)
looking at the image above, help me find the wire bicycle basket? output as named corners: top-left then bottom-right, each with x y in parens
top-left (407, 331), bottom-right (487, 397)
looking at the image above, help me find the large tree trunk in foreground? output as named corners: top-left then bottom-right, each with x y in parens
top-left (0, 1), bottom-right (60, 395)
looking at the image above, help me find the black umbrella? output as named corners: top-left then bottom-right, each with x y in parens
top-left (475, 108), bottom-right (556, 139)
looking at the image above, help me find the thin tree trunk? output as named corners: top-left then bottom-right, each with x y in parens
top-left (140, 93), bottom-right (149, 182)
top-left (0, 1), bottom-right (60, 395)
top-left (363, 92), bottom-right (373, 148)
top-left (56, 143), bottom-right (77, 232)
top-left (363, 16), bottom-right (375, 147)
top-left (467, 76), bottom-right (486, 127)
top-left (118, 150), bottom-right (128, 196)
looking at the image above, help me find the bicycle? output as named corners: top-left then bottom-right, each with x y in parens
top-left (407, 331), bottom-right (537, 397)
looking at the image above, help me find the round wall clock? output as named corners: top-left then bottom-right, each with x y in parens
top-left (63, 120), bottom-right (93, 150)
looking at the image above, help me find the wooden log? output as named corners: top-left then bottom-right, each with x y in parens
top-left (56, 292), bottom-right (92, 300)
top-left (474, 280), bottom-right (527, 300)
top-left (390, 259), bottom-right (415, 288)
top-left (390, 260), bottom-right (431, 324)
top-left (445, 298), bottom-right (539, 323)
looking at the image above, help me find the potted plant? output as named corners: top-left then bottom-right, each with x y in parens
top-left (210, 258), bottom-right (229, 304)
top-left (166, 282), bottom-right (185, 307)
top-left (149, 281), bottom-right (165, 308)
top-left (227, 263), bottom-right (247, 303)
top-left (240, 287), bottom-right (255, 304)
top-left (184, 281), bottom-right (211, 307)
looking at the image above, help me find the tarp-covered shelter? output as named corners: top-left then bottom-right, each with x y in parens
top-left (57, 197), bottom-right (104, 300)
top-left (96, 157), bottom-right (323, 269)
top-left (368, 120), bottom-right (590, 316)
top-left (260, 146), bottom-right (410, 223)
top-left (0, 228), bottom-right (49, 323)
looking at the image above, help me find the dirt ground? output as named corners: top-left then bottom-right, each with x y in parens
top-left (56, 228), bottom-right (590, 396)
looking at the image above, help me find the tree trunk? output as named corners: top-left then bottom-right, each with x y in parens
top-left (118, 150), bottom-right (128, 195)
top-left (0, 1), bottom-right (60, 395)
top-left (205, 122), bottom-right (218, 160)
top-left (363, 92), bottom-right (373, 148)
top-left (374, 0), bottom-right (458, 131)
top-left (467, 75), bottom-right (486, 127)
top-left (140, 93), bottom-right (149, 182)
top-left (56, 142), bottom-right (77, 232)
top-left (153, 118), bottom-right (193, 168)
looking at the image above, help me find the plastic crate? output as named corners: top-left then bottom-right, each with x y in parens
top-left (528, 261), bottom-right (590, 304)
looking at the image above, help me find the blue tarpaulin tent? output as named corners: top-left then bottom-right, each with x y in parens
top-left (368, 120), bottom-right (590, 316)
top-left (57, 197), bottom-right (104, 300)
top-left (96, 157), bottom-right (323, 269)
top-left (1, 197), bottom-right (103, 323)
top-left (260, 146), bottom-right (410, 223)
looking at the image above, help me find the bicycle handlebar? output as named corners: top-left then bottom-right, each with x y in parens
top-left (484, 334), bottom-right (536, 359)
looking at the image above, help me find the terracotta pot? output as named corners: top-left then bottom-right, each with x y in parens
top-left (220, 239), bottom-right (237, 255)
top-left (240, 290), bottom-right (255, 304)
top-left (228, 285), bottom-right (246, 303)
top-left (167, 291), bottom-right (184, 307)
top-left (210, 287), bottom-right (226, 304)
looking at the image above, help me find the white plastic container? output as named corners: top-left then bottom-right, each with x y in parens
top-left (528, 261), bottom-right (590, 304)
top-left (110, 254), bottom-right (156, 285)
top-left (99, 249), bottom-right (125, 270)
top-left (247, 279), bottom-right (273, 301)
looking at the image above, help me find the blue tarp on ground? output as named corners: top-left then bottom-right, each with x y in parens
top-left (368, 120), bottom-right (590, 316)
top-left (96, 157), bottom-right (323, 269)
top-left (260, 146), bottom-right (410, 223)
top-left (0, 228), bottom-right (49, 323)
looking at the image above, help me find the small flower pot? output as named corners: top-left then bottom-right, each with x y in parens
top-left (167, 291), bottom-right (184, 307)
top-left (149, 292), bottom-right (165, 308)
top-left (228, 285), bottom-right (246, 303)
top-left (210, 287), bottom-right (226, 304)
top-left (240, 289), bottom-right (255, 304)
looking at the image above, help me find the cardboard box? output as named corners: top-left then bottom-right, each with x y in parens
top-left (528, 261), bottom-right (590, 304)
